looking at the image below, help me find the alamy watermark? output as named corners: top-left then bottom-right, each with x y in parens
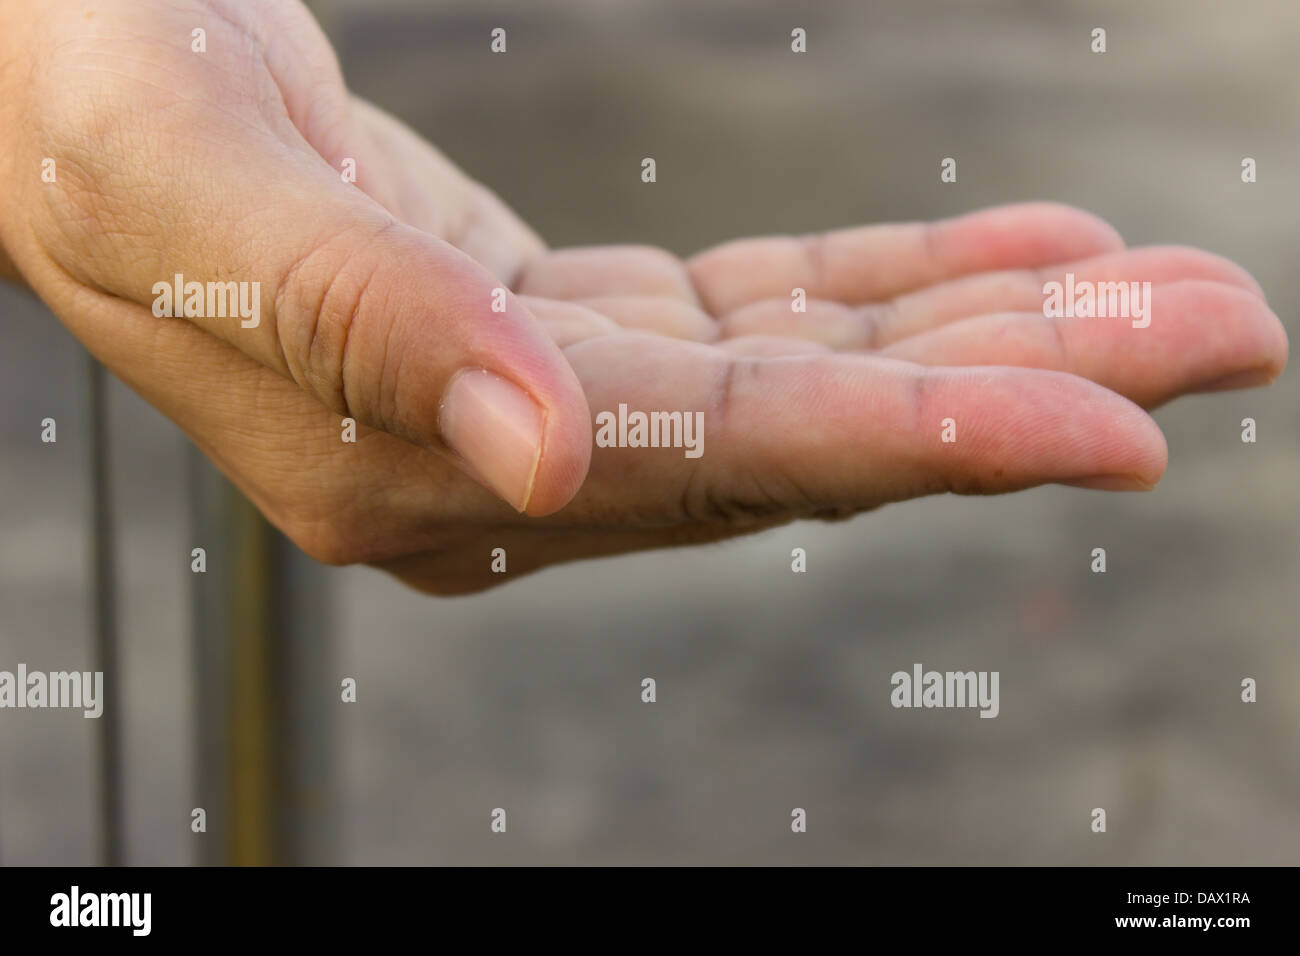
top-left (152, 272), bottom-right (260, 328)
top-left (890, 663), bottom-right (999, 718)
top-left (50, 886), bottom-right (150, 936)
top-left (1043, 273), bottom-right (1151, 328)
top-left (0, 664), bottom-right (103, 718)
top-left (595, 404), bottom-right (704, 458)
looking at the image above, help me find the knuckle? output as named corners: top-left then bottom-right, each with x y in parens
top-left (677, 468), bottom-right (791, 525)
top-left (272, 222), bottom-right (400, 422)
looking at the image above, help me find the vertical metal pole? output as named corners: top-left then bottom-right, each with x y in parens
top-left (188, 452), bottom-right (335, 866)
top-left (86, 356), bottom-right (123, 866)
top-left (271, 530), bottom-right (335, 865)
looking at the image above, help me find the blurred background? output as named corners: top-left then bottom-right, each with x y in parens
top-left (2, 0), bottom-right (1297, 865)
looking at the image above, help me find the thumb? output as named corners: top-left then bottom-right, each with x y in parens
top-left (41, 129), bottom-right (591, 515)
top-left (258, 205), bottom-right (593, 516)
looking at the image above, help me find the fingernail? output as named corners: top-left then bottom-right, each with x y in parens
top-left (439, 369), bottom-right (544, 512)
top-left (1060, 474), bottom-right (1156, 492)
top-left (1196, 367), bottom-right (1277, 392)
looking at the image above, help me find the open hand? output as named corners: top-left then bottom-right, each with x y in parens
top-left (0, 0), bottom-right (1284, 594)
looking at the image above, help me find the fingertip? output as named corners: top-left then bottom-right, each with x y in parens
top-left (1067, 376), bottom-right (1169, 486)
top-left (1015, 201), bottom-right (1127, 252)
top-left (917, 364), bottom-right (1168, 493)
top-left (522, 380), bottom-right (593, 516)
top-left (431, 251), bottom-right (594, 515)
top-left (1061, 473), bottom-right (1159, 492)
top-left (497, 296), bottom-right (594, 515)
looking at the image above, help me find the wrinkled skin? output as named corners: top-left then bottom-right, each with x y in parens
top-left (0, 0), bottom-right (1286, 593)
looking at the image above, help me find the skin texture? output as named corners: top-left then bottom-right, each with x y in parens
top-left (0, 0), bottom-right (1287, 594)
